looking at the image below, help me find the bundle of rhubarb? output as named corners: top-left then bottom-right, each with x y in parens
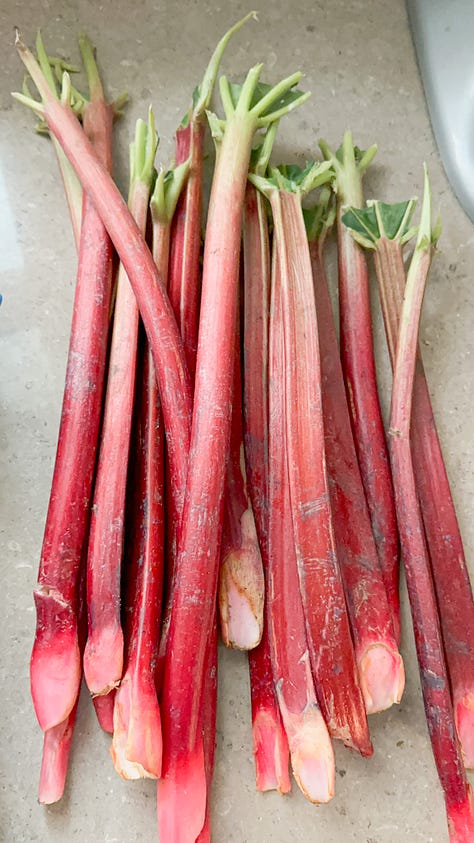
top-left (14, 14), bottom-right (474, 843)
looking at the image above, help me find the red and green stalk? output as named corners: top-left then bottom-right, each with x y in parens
top-left (305, 193), bottom-right (404, 715)
top-left (157, 69), bottom-right (310, 842)
top-left (27, 34), bottom-right (115, 734)
top-left (243, 130), bottom-right (291, 793)
top-left (266, 236), bottom-right (335, 801)
top-left (158, 13), bottom-right (257, 680)
top-left (320, 132), bottom-right (400, 643)
top-left (387, 169), bottom-right (474, 843)
top-left (343, 197), bottom-right (474, 767)
top-left (219, 330), bottom-right (265, 650)
top-left (111, 159), bottom-right (188, 780)
top-left (83, 112), bottom-right (158, 698)
top-left (168, 11), bottom-right (257, 375)
top-left (14, 35), bottom-right (194, 538)
top-left (251, 164), bottom-right (372, 755)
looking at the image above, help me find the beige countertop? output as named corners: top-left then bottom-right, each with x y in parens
top-left (1, 1), bottom-right (473, 841)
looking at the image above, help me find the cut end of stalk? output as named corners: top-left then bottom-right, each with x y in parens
top-left (157, 743), bottom-right (207, 843)
top-left (359, 644), bottom-right (405, 715)
top-left (285, 705), bottom-right (335, 804)
top-left (219, 548), bottom-right (264, 650)
top-left (92, 690), bottom-right (115, 734)
top-left (110, 676), bottom-right (162, 779)
top-left (447, 787), bottom-right (474, 842)
top-left (252, 707), bottom-right (291, 794)
top-left (30, 615), bottom-right (81, 731)
top-left (83, 624), bottom-right (123, 696)
top-left (38, 716), bottom-right (74, 804)
top-left (455, 692), bottom-right (474, 769)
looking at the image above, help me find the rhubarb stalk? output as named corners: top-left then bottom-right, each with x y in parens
top-left (305, 192), bottom-right (404, 715)
top-left (251, 164), bottom-right (372, 755)
top-left (343, 197), bottom-right (474, 766)
top-left (168, 11), bottom-right (256, 378)
top-left (158, 69), bottom-right (310, 842)
top-left (14, 35), bottom-right (193, 532)
top-left (27, 34), bottom-right (115, 732)
top-left (111, 159), bottom-right (188, 780)
top-left (158, 14), bottom-right (256, 674)
top-left (266, 238), bottom-right (335, 802)
top-left (243, 129), bottom-right (291, 792)
top-left (387, 168), bottom-right (474, 843)
top-left (83, 112), bottom-right (158, 697)
top-left (320, 132), bottom-right (400, 642)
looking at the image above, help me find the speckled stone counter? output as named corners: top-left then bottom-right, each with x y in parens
top-left (1, 2), bottom-right (473, 841)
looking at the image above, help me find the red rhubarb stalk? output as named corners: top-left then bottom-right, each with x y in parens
top-left (251, 164), bottom-right (372, 755)
top-left (83, 112), bottom-right (158, 697)
top-left (111, 327), bottom-right (164, 779)
top-left (26, 35), bottom-right (115, 732)
top-left (267, 238), bottom-right (335, 802)
top-left (219, 331), bottom-right (265, 650)
top-left (14, 35), bottom-right (193, 532)
top-left (305, 192), bottom-right (404, 715)
top-left (343, 197), bottom-right (474, 766)
top-left (111, 159), bottom-right (188, 779)
top-left (387, 168), bottom-right (474, 843)
top-left (243, 129), bottom-right (291, 793)
top-left (158, 70), bottom-right (310, 842)
top-left (320, 132), bottom-right (400, 643)
top-left (158, 14), bottom-right (256, 677)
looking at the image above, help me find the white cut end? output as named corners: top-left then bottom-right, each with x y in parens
top-left (277, 698), bottom-right (335, 804)
top-left (222, 577), bottom-right (261, 649)
top-left (290, 709), bottom-right (335, 803)
top-left (359, 644), bottom-right (405, 715)
top-left (219, 539), bottom-right (264, 650)
top-left (110, 677), bottom-right (160, 780)
top-left (83, 623), bottom-right (123, 697)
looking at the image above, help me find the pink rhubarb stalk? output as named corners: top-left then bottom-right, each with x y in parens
top-left (158, 69), bottom-right (309, 842)
top-left (251, 164), bottom-right (372, 755)
top-left (267, 239), bottom-right (335, 802)
top-left (320, 132), bottom-right (400, 643)
top-left (343, 196), bottom-right (474, 767)
top-left (38, 705), bottom-right (77, 804)
top-left (195, 618), bottom-right (218, 843)
top-left (305, 193), bottom-right (404, 715)
top-left (27, 34), bottom-right (115, 732)
top-left (243, 130), bottom-right (291, 793)
top-left (219, 331), bottom-right (265, 650)
top-left (83, 112), bottom-right (158, 697)
top-left (111, 159), bottom-right (188, 779)
top-left (387, 168), bottom-right (474, 843)
top-left (14, 34), bottom-right (193, 534)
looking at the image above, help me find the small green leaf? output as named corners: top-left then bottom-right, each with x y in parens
top-left (342, 205), bottom-right (380, 243)
top-left (375, 200), bottom-right (417, 240)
